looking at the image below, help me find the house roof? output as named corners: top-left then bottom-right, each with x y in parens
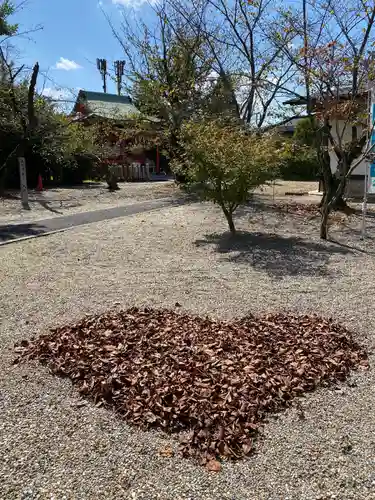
top-left (264, 115), bottom-right (308, 133)
top-left (284, 87), bottom-right (368, 106)
top-left (73, 90), bottom-right (159, 122)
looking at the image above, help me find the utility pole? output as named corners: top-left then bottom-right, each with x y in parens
top-left (97, 58), bottom-right (107, 93)
top-left (114, 60), bottom-right (125, 96)
top-left (361, 53), bottom-right (375, 239)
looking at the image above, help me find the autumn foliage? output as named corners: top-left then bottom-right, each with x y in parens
top-left (16, 308), bottom-right (367, 464)
top-left (174, 120), bottom-right (282, 233)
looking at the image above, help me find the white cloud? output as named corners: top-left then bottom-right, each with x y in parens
top-left (41, 87), bottom-right (72, 100)
top-left (55, 57), bottom-right (82, 71)
top-left (41, 87), bottom-right (80, 112)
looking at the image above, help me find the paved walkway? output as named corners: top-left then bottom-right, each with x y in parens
top-left (0, 197), bottom-right (184, 244)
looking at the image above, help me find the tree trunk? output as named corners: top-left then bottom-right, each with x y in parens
top-left (319, 175), bottom-right (349, 211)
top-left (0, 167), bottom-right (7, 195)
top-left (319, 174), bottom-right (350, 208)
top-left (319, 122), bottom-right (332, 240)
top-left (320, 175), bottom-right (331, 240)
top-left (317, 120), bottom-right (351, 213)
top-left (223, 208), bottom-right (236, 234)
top-left (170, 127), bottom-right (188, 183)
top-left (320, 167), bottom-right (355, 239)
top-left (320, 202), bottom-right (329, 240)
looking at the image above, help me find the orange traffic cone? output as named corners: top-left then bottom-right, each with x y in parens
top-left (36, 174), bottom-right (43, 191)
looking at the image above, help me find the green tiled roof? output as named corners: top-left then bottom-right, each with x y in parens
top-left (75, 90), bottom-right (159, 122)
top-left (76, 90), bottom-right (141, 120)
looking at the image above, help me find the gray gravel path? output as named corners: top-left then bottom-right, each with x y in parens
top-left (0, 181), bottom-right (179, 224)
top-left (1, 202), bottom-right (375, 499)
top-left (0, 197), bottom-right (185, 243)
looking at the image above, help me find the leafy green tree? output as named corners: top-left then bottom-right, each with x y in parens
top-left (278, 117), bottom-right (319, 181)
top-left (279, 141), bottom-right (319, 181)
top-left (132, 32), bottom-right (212, 119)
top-left (0, 79), bottom-right (102, 188)
top-left (174, 119), bottom-right (282, 234)
top-left (0, 1), bottom-right (18, 37)
top-left (0, 2), bottom-right (100, 191)
top-left (131, 28), bottom-right (213, 161)
top-left (293, 116), bottom-right (319, 148)
top-left (111, 3), bottom-right (216, 169)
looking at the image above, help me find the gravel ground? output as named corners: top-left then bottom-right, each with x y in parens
top-left (1, 200), bottom-right (375, 499)
top-left (0, 181), bottom-right (178, 224)
top-left (0, 180), bottom-right (319, 225)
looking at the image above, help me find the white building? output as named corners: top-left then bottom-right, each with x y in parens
top-left (329, 119), bottom-right (368, 196)
top-left (285, 90), bottom-right (370, 197)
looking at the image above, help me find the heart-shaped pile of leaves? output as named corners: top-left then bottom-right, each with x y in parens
top-left (15, 308), bottom-right (367, 462)
top-left (271, 202), bottom-right (320, 217)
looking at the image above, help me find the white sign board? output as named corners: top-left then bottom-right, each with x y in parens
top-left (18, 156), bottom-right (29, 209)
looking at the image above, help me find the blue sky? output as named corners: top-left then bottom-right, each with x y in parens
top-left (9, 0), bottom-right (154, 105)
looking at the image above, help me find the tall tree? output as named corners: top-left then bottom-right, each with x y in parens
top-left (277, 0), bottom-right (375, 238)
top-left (168, 0), bottom-right (301, 128)
top-left (0, 46), bottom-right (39, 205)
top-left (0, 1), bottom-right (18, 37)
top-left (108, 0), bottom-right (216, 164)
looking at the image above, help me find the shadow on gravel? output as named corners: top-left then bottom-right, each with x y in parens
top-left (37, 200), bottom-right (63, 215)
top-left (171, 193), bottom-right (199, 205)
top-left (328, 239), bottom-right (373, 254)
top-left (195, 231), bottom-right (353, 278)
top-left (0, 223), bottom-right (47, 243)
top-left (53, 182), bottom-right (103, 191)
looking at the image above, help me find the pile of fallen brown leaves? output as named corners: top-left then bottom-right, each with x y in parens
top-left (15, 308), bottom-right (367, 463)
top-left (271, 203), bottom-right (356, 220)
top-left (271, 202), bottom-right (320, 217)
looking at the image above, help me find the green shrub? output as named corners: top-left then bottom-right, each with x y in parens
top-left (60, 155), bottom-right (97, 185)
top-left (279, 144), bottom-right (319, 181)
top-left (173, 119), bottom-right (282, 233)
top-left (0, 82), bottom-right (102, 189)
top-left (278, 116), bottom-right (320, 181)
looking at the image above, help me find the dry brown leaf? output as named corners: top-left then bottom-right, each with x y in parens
top-left (206, 460), bottom-right (221, 472)
top-left (159, 446), bottom-right (174, 458)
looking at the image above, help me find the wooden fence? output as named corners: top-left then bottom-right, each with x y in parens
top-left (110, 163), bottom-right (151, 182)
